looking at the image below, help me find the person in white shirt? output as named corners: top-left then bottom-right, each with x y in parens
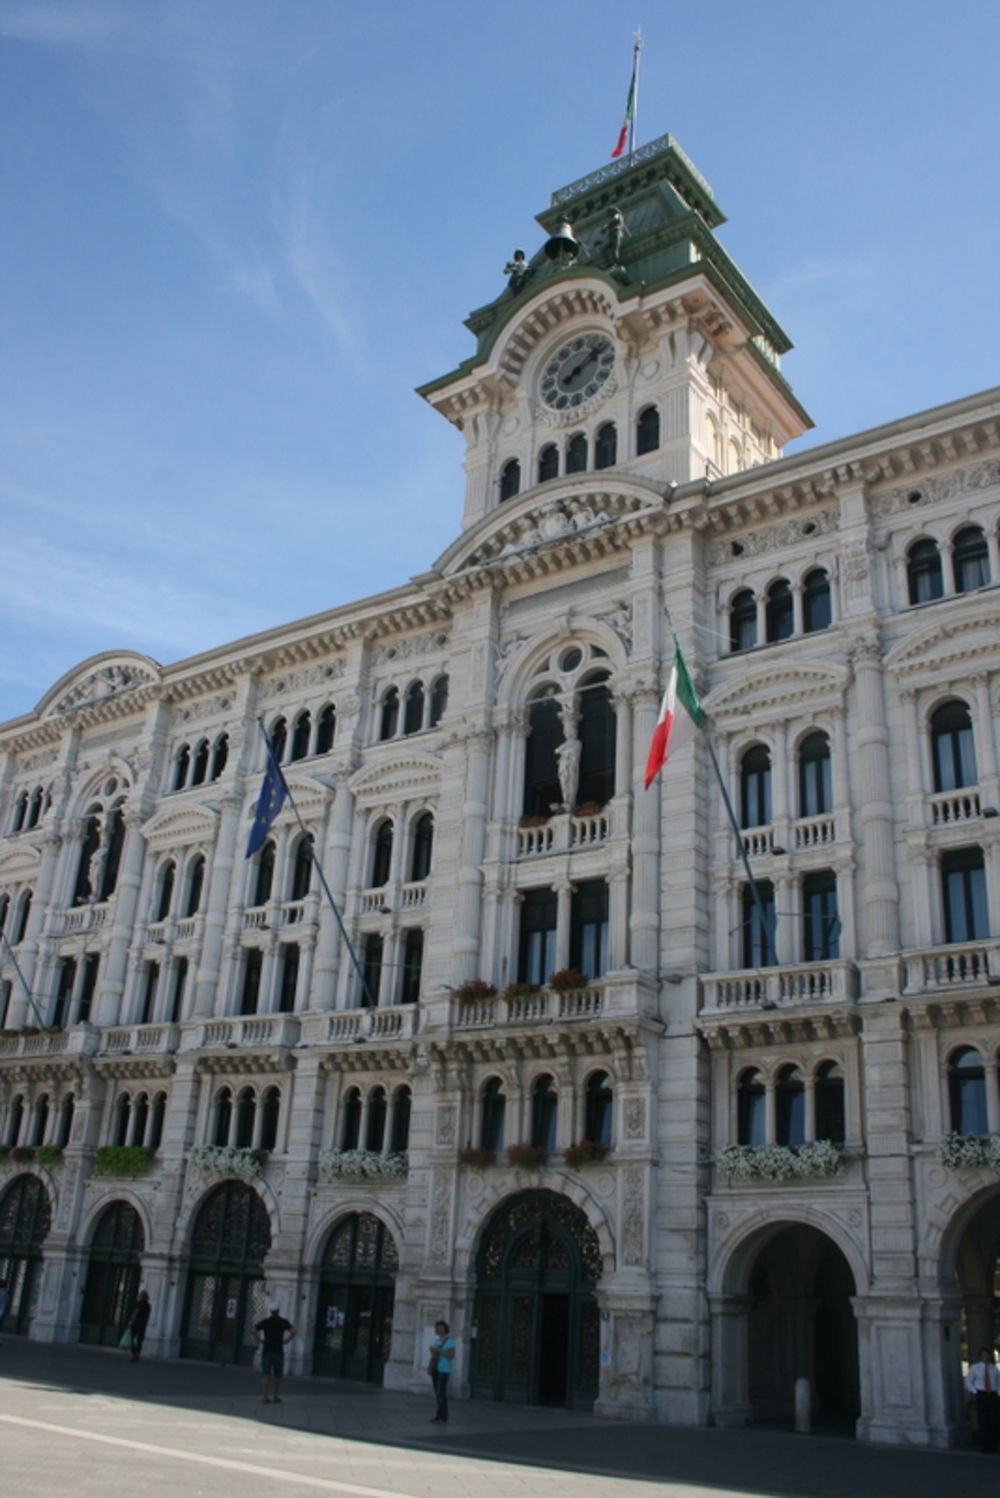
top-left (966, 1345), bottom-right (1000, 1453)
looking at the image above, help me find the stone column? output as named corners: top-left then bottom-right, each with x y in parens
top-left (554, 878), bottom-right (573, 971)
top-left (850, 638), bottom-right (900, 958)
top-left (629, 687), bottom-right (661, 974)
top-left (453, 728), bottom-right (493, 981)
top-left (95, 810), bottom-right (147, 1026)
top-left (193, 791), bottom-right (241, 1017)
top-left (313, 775), bottom-right (355, 1009)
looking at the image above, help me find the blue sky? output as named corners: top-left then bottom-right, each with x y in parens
top-left (2, 0), bottom-right (998, 723)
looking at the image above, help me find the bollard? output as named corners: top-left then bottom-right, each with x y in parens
top-left (794, 1376), bottom-right (812, 1433)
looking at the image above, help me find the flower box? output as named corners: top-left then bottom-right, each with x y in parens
top-left (453, 979), bottom-right (498, 1002)
top-left (563, 1139), bottom-right (610, 1167)
top-left (319, 1149), bottom-right (408, 1182)
top-left (937, 1133), bottom-right (1000, 1172)
top-left (549, 968), bottom-right (589, 993)
top-left (518, 815), bottom-right (550, 828)
top-left (35, 1144), bottom-right (63, 1169)
top-left (189, 1145), bottom-right (265, 1180)
top-left (716, 1140), bottom-right (843, 1182)
top-left (458, 1146), bottom-right (496, 1168)
top-left (500, 982), bottom-right (541, 1002)
top-left (505, 1142), bottom-right (548, 1168)
top-left (10, 1145), bottom-right (35, 1164)
top-left (93, 1145), bottom-right (154, 1179)
top-left (572, 802), bottom-right (604, 817)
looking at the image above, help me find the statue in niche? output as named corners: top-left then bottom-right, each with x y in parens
top-left (555, 733), bottom-right (582, 810)
top-left (88, 831), bottom-right (109, 902)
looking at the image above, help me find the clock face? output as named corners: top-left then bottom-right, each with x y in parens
top-left (540, 333), bottom-right (615, 410)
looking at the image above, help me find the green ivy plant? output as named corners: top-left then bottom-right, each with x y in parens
top-left (93, 1145), bottom-right (154, 1178)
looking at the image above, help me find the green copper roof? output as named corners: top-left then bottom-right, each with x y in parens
top-left (417, 134), bottom-right (797, 402)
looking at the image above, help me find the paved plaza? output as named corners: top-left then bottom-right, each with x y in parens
top-left (0, 1340), bottom-right (993, 1498)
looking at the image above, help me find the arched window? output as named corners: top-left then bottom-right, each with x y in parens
top-left (366, 1087), bottom-right (387, 1152)
top-left (737, 1069), bottom-right (766, 1145)
top-left (803, 870), bottom-right (839, 961)
top-left (949, 1047), bottom-right (987, 1135)
top-left (410, 813), bottom-right (434, 883)
top-left (577, 671), bottom-right (615, 806)
top-left (499, 458), bottom-right (521, 501)
top-left (390, 1086), bottom-right (411, 1153)
top-left (379, 687), bottom-right (399, 741)
top-left (518, 886), bottom-right (557, 985)
top-left (114, 1093), bottom-right (132, 1148)
top-left (12, 791), bottom-right (28, 832)
top-left (570, 879), bottom-right (609, 980)
top-left (584, 1070), bottom-right (613, 1146)
top-left (210, 733), bottom-right (229, 781)
top-left (480, 1078), bottom-right (506, 1153)
top-left (278, 943), bottom-right (299, 1013)
top-left (361, 934), bottom-right (383, 1007)
top-left (12, 890), bottom-right (32, 945)
top-left (56, 1093), bottom-right (76, 1149)
top-left (907, 538), bottom-right (943, 604)
top-left (131, 1092), bottom-right (149, 1147)
top-left (100, 805), bottom-right (126, 901)
top-left (799, 732), bottom-right (832, 817)
top-left (290, 836), bottom-right (312, 901)
top-left (370, 820), bottom-right (393, 888)
top-left (341, 1087), bottom-right (362, 1150)
top-left (775, 1066), bottom-right (805, 1146)
top-left (190, 740), bottom-right (210, 786)
top-left (941, 848), bottom-right (988, 943)
top-left (742, 880), bottom-right (776, 967)
top-left (765, 579), bottom-right (793, 642)
top-left (27, 787), bottom-right (44, 829)
top-left (174, 745), bottom-right (190, 791)
top-left (523, 693), bottom-right (562, 816)
top-left (594, 422), bottom-right (617, 469)
top-left (530, 1074), bottom-right (558, 1152)
top-left (802, 569), bottom-right (832, 632)
top-left (931, 701), bottom-right (977, 791)
top-left (31, 1094), bottom-right (50, 1147)
top-left (538, 444), bottom-right (559, 483)
top-left (636, 404), bottom-right (660, 455)
top-left (155, 861), bottom-right (176, 922)
top-left (184, 856), bottom-right (205, 917)
top-left (403, 681), bottom-right (425, 735)
top-left (253, 841), bottom-right (275, 906)
top-left (5, 1094), bottom-right (24, 1147)
top-left (240, 948), bottom-right (263, 1015)
top-left (730, 589), bottom-right (757, 652)
top-left (953, 525), bottom-right (990, 593)
top-left (429, 675), bottom-right (449, 727)
top-left (213, 1087), bottom-right (232, 1146)
top-left (147, 1091), bottom-right (165, 1151)
top-left (260, 1087), bottom-right (280, 1152)
top-left (235, 1087), bottom-right (256, 1149)
top-left (565, 433), bottom-right (588, 473)
top-left (169, 957), bottom-right (188, 1024)
top-left (814, 1061), bottom-right (845, 1143)
top-left (316, 704), bottom-right (336, 754)
top-left (270, 717), bottom-right (288, 762)
top-left (740, 745), bottom-right (772, 827)
top-left (291, 711), bottom-right (311, 761)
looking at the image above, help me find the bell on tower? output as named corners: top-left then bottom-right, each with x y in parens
top-left (543, 217), bottom-right (580, 262)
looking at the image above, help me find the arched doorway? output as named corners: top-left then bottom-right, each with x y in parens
top-left (181, 1182), bottom-right (271, 1365)
top-left (313, 1212), bottom-right (397, 1384)
top-left (742, 1224), bottom-right (859, 1429)
top-left (471, 1189), bottom-right (602, 1409)
top-left (0, 1174), bottom-right (52, 1336)
top-left (949, 1185), bottom-right (1000, 1407)
top-left (80, 1201), bottom-right (145, 1346)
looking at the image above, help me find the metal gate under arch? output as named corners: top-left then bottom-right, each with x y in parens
top-left (0, 1174), bottom-right (52, 1337)
top-left (181, 1181), bottom-right (271, 1366)
top-left (313, 1212), bottom-right (398, 1384)
top-left (80, 1200), bottom-right (145, 1347)
top-left (471, 1189), bottom-right (601, 1409)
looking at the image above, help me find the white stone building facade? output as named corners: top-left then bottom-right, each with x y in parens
top-left (1, 135), bottom-right (998, 1446)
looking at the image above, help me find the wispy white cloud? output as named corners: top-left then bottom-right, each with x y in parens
top-left (0, 1), bottom-right (121, 48)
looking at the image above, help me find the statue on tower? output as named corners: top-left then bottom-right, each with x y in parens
top-left (504, 249), bottom-right (533, 295)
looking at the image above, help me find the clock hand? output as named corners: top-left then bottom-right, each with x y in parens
top-left (566, 349), bottom-right (600, 382)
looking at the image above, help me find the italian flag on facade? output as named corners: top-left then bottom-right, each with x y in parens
top-left (644, 640), bottom-right (705, 789)
top-left (611, 45), bottom-right (639, 158)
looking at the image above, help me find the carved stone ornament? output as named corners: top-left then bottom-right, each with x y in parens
top-left (257, 661), bottom-right (345, 701)
top-left (707, 509), bottom-right (838, 566)
top-left (624, 1096), bottom-right (646, 1140)
top-left (620, 1166), bottom-right (645, 1265)
top-left (372, 628), bottom-right (451, 667)
top-left (52, 663), bottom-right (158, 716)
top-left (467, 492), bottom-right (649, 570)
top-left (872, 457), bottom-right (1000, 518)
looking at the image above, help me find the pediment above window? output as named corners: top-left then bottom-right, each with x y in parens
top-left (347, 750), bottom-right (442, 808)
top-left (704, 659), bottom-right (849, 723)
top-left (0, 845), bottom-right (41, 880)
top-left (884, 606), bottom-right (1000, 681)
top-left (142, 803), bottom-right (219, 850)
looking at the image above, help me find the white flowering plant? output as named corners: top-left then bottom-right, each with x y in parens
top-left (319, 1149), bottom-right (408, 1182)
top-left (717, 1140), bottom-right (843, 1182)
top-left (189, 1145), bottom-right (265, 1180)
top-left (937, 1133), bottom-right (1000, 1172)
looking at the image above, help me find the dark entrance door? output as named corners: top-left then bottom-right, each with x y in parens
top-left (0, 1174), bottom-right (52, 1337)
top-left (80, 1200), bottom-right (145, 1346)
top-left (181, 1182), bottom-right (271, 1365)
top-left (313, 1213), bottom-right (397, 1384)
top-left (471, 1189), bottom-right (602, 1410)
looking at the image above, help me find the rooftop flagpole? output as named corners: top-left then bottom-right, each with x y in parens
top-left (629, 27), bottom-right (643, 162)
top-left (611, 28), bottom-right (642, 160)
top-left (250, 722), bottom-right (375, 1012)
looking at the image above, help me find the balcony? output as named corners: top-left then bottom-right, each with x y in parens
top-left (0, 1026), bottom-right (100, 1060)
top-left (181, 1014), bottom-right (301, 1052)
top-left (453, 972), bottom-right (657, 1031)
top-left (700, 960), bottom-right (859, 1015)
top-left (316, 1004), bottom-right (418, 1045)
top-left (517, 808), bottom-right (610, 859)
top-left (51, 901), bottom-right (112, 936)
top-left (101, 1024), bottom-right (180, 1057)
top-left (903, 940), bottom-right (1000, 996)
top-left (929, 789), bottom-right (981, 826)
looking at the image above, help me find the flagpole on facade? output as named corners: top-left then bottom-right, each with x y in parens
top-left (629, 27), bottom-right (643, 162)
top-left (658, 621), bottom-right (777, 965)
top-left (0, 926), bottom-right (46, 1027)
top-left (252, 723), bottom-right (375, 1012)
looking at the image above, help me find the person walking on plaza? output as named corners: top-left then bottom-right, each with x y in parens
top-left (427, 1320), bottom-right (455, 1424)
top-left (126, 1290), bottom-right (151, 1363)
top-left (254, 1305), bottom-right (295, 1405)
top-left (967, 1344), bottom-right (1000, 1453)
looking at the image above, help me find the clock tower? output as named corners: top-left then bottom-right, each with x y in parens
top-left (419, 133), bottom-right (812, 533)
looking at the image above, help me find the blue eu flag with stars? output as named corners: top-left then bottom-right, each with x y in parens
top-left (246, 742), bottom-right (288, 857)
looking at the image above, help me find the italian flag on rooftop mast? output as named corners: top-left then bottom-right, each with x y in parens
top-left (644, 640), bottom-right (705, 789)
top-left (611, 31), bottom-right (642, 159)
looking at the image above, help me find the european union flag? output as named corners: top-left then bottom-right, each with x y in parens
top-left (246, 743), bottom-right (288, 857)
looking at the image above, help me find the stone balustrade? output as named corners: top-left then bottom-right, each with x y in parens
top-left (701, 960), bottom-right (859, 1013)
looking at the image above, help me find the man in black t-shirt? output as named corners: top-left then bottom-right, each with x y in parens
top-left (253, 1306), bottom-right (295, 1404)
